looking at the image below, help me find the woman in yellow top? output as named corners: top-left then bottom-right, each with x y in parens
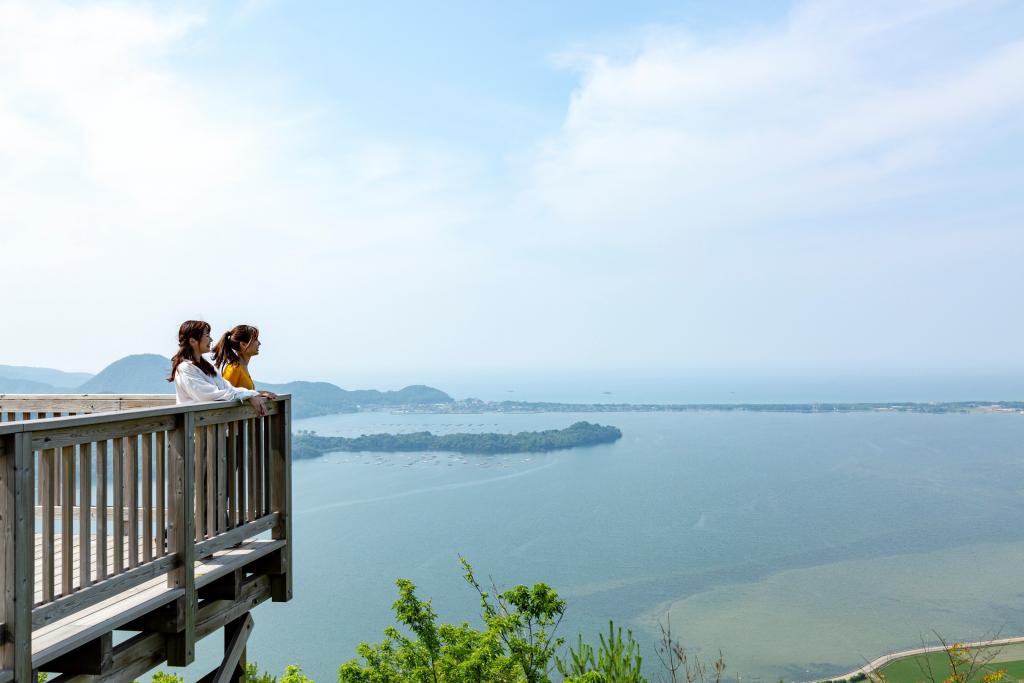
top-left (214, 324), bottom-right (277, 397)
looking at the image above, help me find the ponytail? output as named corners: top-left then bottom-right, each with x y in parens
top-left (168, 320), bottom-right (217, 381)
top-left (213, 325), bottom-right (259, 371)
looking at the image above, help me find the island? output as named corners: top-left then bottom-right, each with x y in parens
top-left (292, 421), bottom-right (622, 458)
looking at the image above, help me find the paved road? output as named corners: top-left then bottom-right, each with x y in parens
top-left (824, 636), bottom-right (1024, 682)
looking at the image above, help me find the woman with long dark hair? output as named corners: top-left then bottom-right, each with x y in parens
top-left (168, 320), bottom-right (267, 415)
top-left (213, 324), bottom-right (276, 398)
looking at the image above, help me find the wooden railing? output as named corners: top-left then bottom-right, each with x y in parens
top-left (0, 394), bottom-right (292, 680)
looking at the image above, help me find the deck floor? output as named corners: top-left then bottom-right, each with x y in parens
top-left (29, 535), bottom-right (284, 673)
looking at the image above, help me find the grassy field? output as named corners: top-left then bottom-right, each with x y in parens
top-left (877, 648), bottom-right (1024, 683)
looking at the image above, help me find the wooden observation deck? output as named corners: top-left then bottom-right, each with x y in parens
top-left (0, 394), bottom-right (293, 683)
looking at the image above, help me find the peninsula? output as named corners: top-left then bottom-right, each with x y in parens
top-left (292, 421), bottom-right (622, 458)
top-left (390, 398), bottom-right (1024, 415)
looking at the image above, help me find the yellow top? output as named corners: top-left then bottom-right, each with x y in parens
top-left (222, 363), bottom-right (255, 390)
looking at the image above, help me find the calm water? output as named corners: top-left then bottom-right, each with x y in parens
top-left (184, 410), bottom-right (1024, 682)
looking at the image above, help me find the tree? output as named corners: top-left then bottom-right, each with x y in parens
top-left (337, 558), bottom-right (565, 683)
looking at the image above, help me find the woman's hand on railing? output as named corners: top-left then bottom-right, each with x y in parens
top-left (258, 390), bottom-right (278, 399)
top-left (249, 395), bottom-right (268, 416)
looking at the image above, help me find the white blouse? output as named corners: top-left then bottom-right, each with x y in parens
top-left (174, 360), bottom-right (259, 405)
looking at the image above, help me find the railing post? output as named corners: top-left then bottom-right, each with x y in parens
top-left (268, 397), bottom-right (292, 602)
top-left (166, 411), bottom-right (196, 666)
top-left (1, 431), bottom-right (34, 682)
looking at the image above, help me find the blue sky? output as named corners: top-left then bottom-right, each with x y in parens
top-left (1, 0), bottom-right (1022, 388)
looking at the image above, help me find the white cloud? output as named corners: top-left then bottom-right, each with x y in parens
top-left (0, 0), bottom-right (1021, 378)
top-left (525, 0), bottom-right (1024, 242)
top-left (0, 1), bottom-right (488, 375)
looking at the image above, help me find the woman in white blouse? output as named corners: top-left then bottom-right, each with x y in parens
top-left (168, 320), bottom-right (268, 416)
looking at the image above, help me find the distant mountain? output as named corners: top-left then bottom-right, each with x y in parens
top-left (0, 364), bottom-right (92, 387)
top-left (77, 354), bottom-right (173, 394)
top-left (258, 381), bottom-right (453, 418)
top-left (0, 375), bottom-right (65, 393)
top-left (1, 355), bottom-right (454, 419)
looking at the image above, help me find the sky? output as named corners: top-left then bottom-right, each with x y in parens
top-left (1, 0), bottom-right (1022, 389)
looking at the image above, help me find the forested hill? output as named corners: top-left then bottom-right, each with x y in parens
top-left (257, 381), bottom-right (453, 418)
top-left (292, 421), bottom-right (622, 458)
top-left (0, 357), bottom-right (453, 419)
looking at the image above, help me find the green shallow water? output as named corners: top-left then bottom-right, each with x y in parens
top-left (177, 411), bottom-right (1024, 682)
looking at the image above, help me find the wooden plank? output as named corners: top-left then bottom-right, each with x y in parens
top-left (0, 434), bottom-right (15, 668)
top-left (115, 397), bottom-right (176, 410)
top-left (194, 514), bottom-right (278, 561)
top-left (142, 434), bottom-right (152, 564)
top-left (30, 415), bottom-right (177, 452)
top-left (226, 423), bottom-right (236, 529)
top-left (60, 446), bottom-right (74, 597)
top-left (33, 537), bottom-right (279, 652)
top-left (235, 421), bottom-right (245, 527)
top-left (31, 555), bottom-right (177, 629)
top-left (14, 434), bottom-right (33, 683)
top-left (127, 437), bottom-right (138, 570)
top-left (210, 613), bottom-right (253, 683)
top-left (197, 569), bottom-right (242, 601)
top-left (15, 401), bottom-right (196, 433)
top-left (120, 596), bottom-right (184, 633)
top-left (206, 425), bottom-right (216, 539)
top-left (111, 440), bottom-right (122, 576)
top-left (192, 402), bottom-right (279, 428)
top-left (246, 419), bottom-right (256, 521)
top-left (268, 398), bottom-right (292, 602)
top-left (156, 433), bottom-right (165, 558)
top-left (0, 400), bottom-right (111, 413)
top-left (40, 449), bottom-right (55, 604)
top-left (217, 423), bottom-right (226, 534)
top-left (47, 575), bottom-right (272, 683)
top-left (77, 444), bottom-right (91, 590)
top-left (250, 417), bottom-right (262, 518)
top-left (166, 411), bottom-right (195, 667)
top-left (95, 441), bottom-right (107, 582)
top-left (32, 583), bottom-right (183, 665)
top-left (1, 432), bottom-right (34, 682)
top-left (44, 632), bottom-right (112, 675)
top-left (193, 540), bottom-right (283, 589)
top-left (195, 427), bottom-right (205, 541)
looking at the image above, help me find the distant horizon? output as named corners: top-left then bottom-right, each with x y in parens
top-left (3, 355), bottom-right (1023, 405)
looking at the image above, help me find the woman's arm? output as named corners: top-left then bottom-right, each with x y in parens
top-left (177, 362), bottom-right (260, 403)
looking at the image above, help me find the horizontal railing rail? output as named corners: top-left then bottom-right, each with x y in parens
top-left (0, 395), bottom-right (177, 422)
top-left (0, 394), bottom-right (292, 681)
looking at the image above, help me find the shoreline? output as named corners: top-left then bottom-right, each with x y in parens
top-left (378, 400), bottom-right (1024, 416)
top-left (819, 635), bottom-right (1024, 683)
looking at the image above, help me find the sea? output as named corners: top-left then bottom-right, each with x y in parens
top-left (174, 379), bottom-right (1024, 683)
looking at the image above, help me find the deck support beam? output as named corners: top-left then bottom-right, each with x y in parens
top-left (121, 597), bottom-right (186, 634)
top-left (166, 412), bottom-right (196, 667)
top-left (268, 399), bottom-right (292, 603)
top-left (45, 634), bottom-right (112, 676)
top-left (196, 613), bottom-right (253, 683)
top-left (48, 575), bottom-right (272, 683)
top-left (198, 570), bottom-right (242, 602)
top-left (1, 432), bottom-right (34, 683)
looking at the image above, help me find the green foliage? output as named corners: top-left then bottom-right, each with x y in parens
top-left (245, 661), bottom-right (280, 683)
top-left (281, 665), bottom-right (316, 683)
top-left (37, 673), bottom-right (47, 683)
top-left (150, 673), bottom-right (184, 683)
top-left (462, 557), bottom-right (566, 683)
top-left (556, 622), bottom-right (644, 683)
top-left (295, 422), bottom-right (622, 458)
top-left (337, 559), bottom-right (566, 683)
